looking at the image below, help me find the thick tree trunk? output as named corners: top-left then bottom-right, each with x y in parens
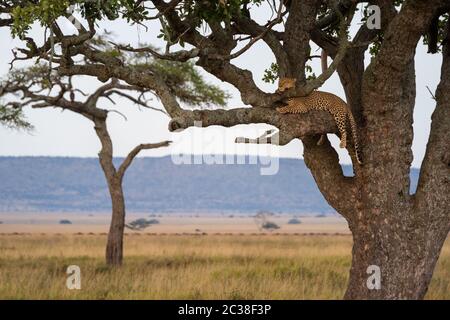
top-left (345, 214), bottom-right (448, 299)
top-left (105, 177), bottom-right (126, 266)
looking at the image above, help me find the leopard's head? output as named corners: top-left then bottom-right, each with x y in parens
top-left (277, 77), bottom-right (296, 93)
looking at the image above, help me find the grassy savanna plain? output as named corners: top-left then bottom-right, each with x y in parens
top-left (0, 233), bottom-right (449, 299)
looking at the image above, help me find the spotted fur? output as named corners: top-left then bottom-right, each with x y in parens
top-left (277, 78), bottom-right (362, 164)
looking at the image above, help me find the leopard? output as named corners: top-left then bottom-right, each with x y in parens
top-left (276, 77), bottom-right (362, 164)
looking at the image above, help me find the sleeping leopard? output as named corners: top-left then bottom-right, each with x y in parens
top-left (276, 77), bottom-right (362, 165)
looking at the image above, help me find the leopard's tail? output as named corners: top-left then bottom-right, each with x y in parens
top-left (347, 112), bottom-right (363, 165)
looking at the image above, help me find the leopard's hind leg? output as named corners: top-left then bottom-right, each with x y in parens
top-left (334, 114), bottom-right (347, 148)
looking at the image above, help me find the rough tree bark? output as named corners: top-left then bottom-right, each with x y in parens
top-left (94, 119), bottom-right (126, 266)
top-left (343, 2), bottom-right (450, 299)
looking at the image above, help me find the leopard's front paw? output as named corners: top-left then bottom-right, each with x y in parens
top-left (276, 106), bottom-right (289, 114)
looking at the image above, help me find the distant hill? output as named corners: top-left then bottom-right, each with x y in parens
top-left (0, 156), bottom-right (419, 215)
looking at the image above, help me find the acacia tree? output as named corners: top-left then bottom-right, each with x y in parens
top-left (0, 61), bottom-right (227, 266)
top-left (1, 0), bottom-right (449, 299)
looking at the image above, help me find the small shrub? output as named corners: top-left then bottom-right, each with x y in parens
top-left (262, 221), bottom-right (280, 231)
top-left (126, 218), bottom-right (160, 231)
top-left (288, 218), bottom-right (302, 225)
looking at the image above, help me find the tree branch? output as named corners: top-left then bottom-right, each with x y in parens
top-left (58, 62), bottom-right (183, 117)
top-left (112, 43), bottom-right (200, 62)
top-left (169, 107), bottom-right (339, 147)
top-left (302, 136), bottom-right (356, 219)
top-left (232, 15), bottom-right (289, 75)
top-left (315, 0), bottom-right (357, 30)
top-left (368, 1), bottom-right (447, 82)
top-left (283, 0), bottom-right (319, 81)
top-left (301, 1), bottom-right (355, 95)
top-left (117, 141), bottom-right (171, 179)
top-left (220, 1), bottom-right (285, 61)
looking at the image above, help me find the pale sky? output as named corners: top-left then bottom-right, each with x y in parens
top-left (0, 5), bottom-right (442, 168)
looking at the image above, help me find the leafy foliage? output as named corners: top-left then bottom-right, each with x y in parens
top-left (6, 64), bottom-right (57, 89)
top-left (88, 36), bottom-right (230, 107)
top-left (305, 64), bottom-right (316, 81)
top-left (0, 65), bottom-right (47, 130)
top-left (262, 62), bottom-right (279, 84)
top-left (177, 0), bottom-right (263, 27)
top-left (9, 0), bottom-right (262, 38)
top-left (10, 0), bottom-right (149, 37)
top-left (11, 0), bottom-right (70, 38)
top-left (140, 58), bottom-right (230, 107)
top-left (1, 35), bottom-right (229, 110)
top-left (0, 104), bottom-right (32, 130)
top-left (262, 62), bottom-right (315, 83)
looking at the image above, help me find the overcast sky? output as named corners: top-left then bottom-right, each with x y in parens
top-left (0, 5), bottom-right (442, 168)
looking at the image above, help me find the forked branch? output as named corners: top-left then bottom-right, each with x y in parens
top-left (117, 141), bottom-right (172, 179)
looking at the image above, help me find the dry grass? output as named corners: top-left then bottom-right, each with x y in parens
top-left (0, 234), bottom-right (448, 299)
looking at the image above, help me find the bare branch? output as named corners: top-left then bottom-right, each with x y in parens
top-left (218, 1), bottom-right (285, 61)
top-left (108, 109), bottom-right (128, 121)
top-left (111, 42), bottom-right (200, 62)
top-left (426, 86), bottom-right (437, 101)
top-left (235, 130), bottom-right (279, 145)
top-left (86, 78), bottom-right (121, 107)
top-left (117, 141), bottom-right (171, 179)
top-left (104, 89), bottom-right (168, 116)
top-left (232, 15), bottom-right (288, 75)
